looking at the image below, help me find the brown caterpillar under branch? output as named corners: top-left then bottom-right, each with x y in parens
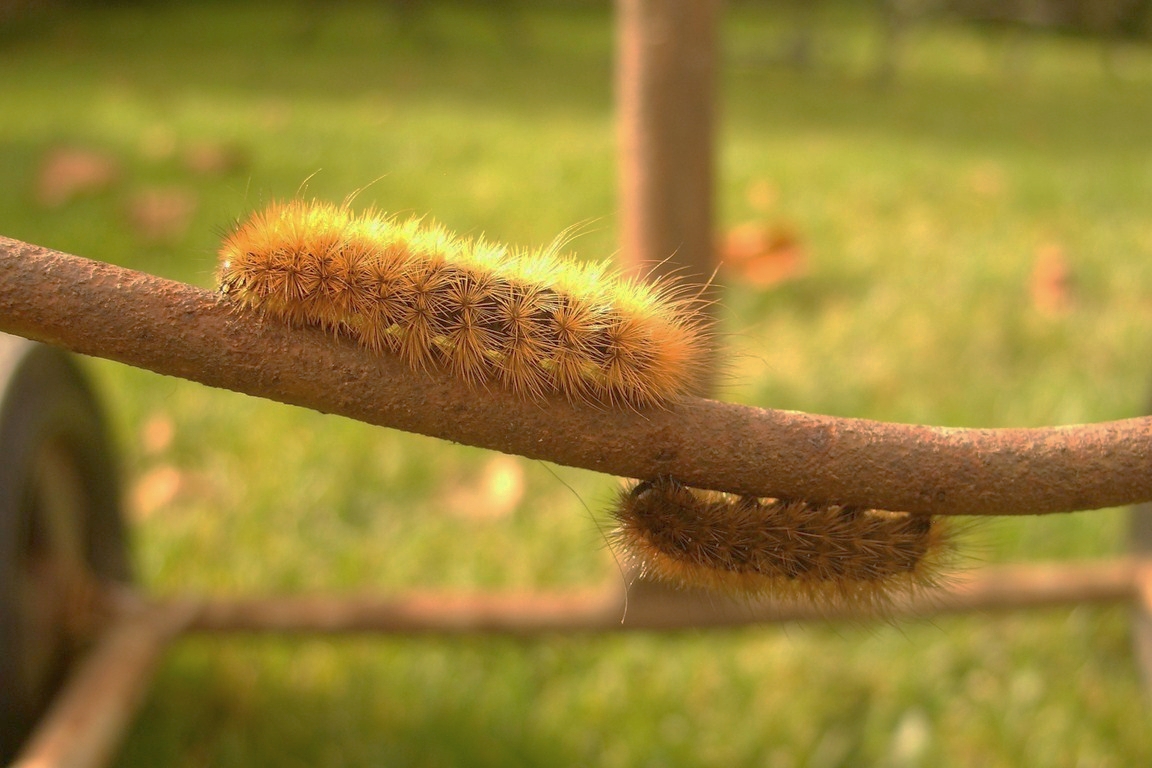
top-left (217, 199), bottom-right (959, 609)
top-left (612, 477), bottom-right (955, 608)
top-left (217, 200), bottom-right (709, 408)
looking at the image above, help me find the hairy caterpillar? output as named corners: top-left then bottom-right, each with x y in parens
top-left (217, 200), bottom-right (709, 408)
top-left (611, 477), bottom-right (955, 608)
top-left (218, 199), bottom-right (957, 608)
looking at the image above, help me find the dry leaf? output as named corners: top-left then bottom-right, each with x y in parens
top-left (1030, 243), bottom-right (1074, 316)
top-left (34, 147), bottom-right (121, 208)
top-left (721, 221), bottom-right (808, 289)
top-left (745, 179), bottom-right (778, 213)
top-left (182, 141), bottom-right (248, 177)
top-left (443, 456), bottom-right (525, 520)
top-left (130, 465), bottom-right (182, 520)
top-left (140, 412), bottom-right (174, 456)
top-left (126, 186), bottom-right (198, 243)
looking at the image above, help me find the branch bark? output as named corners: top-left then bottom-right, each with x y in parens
top-left (2, 235), bottom-right (1150, 516)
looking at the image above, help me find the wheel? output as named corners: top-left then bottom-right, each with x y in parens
top-left (0, 332), bottom-right (132, 763)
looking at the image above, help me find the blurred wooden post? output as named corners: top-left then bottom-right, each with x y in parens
top-left (616, 0), bottom-right (720, 594)
top-left (616, 0), bottom-right (721, 355)
top-left (1132, 388), bottom-right (1152, 694)
top-left (1136, 555), bottom-right (1152, 694)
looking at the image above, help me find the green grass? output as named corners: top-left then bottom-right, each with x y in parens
top-left (2, 1), bottom-right (1152, 765)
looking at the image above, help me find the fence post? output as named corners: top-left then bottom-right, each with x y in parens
top-left (1131, 388), bottom-right (1152, 693)
top-left (616, 0), bottom-right (721, 337)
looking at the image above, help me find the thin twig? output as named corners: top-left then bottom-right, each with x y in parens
top-left (170, 560), bottom-right (1144, 633)
top-left (2, 235), bottom-right (1150, 516)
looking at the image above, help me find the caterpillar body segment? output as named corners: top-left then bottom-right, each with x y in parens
top-left (612, 477), bottom-right (955, 609)
top-left (217, 201), bottom-right (709, 409)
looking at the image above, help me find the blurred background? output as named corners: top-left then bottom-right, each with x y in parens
top-left (2, 0), bottom-right (1152, 765)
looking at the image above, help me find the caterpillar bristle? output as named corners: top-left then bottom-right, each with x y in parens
top-left (611, 477), bottom-right (956, 610)
top-left (218, 200), bottom-right (710, 409)
top-left (218, 199), bottom-right (966, 614)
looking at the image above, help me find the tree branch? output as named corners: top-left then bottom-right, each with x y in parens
top-left (2, 235), bottom-right (1150, 516)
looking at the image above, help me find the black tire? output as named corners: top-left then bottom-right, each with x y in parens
top-left (0, 332), bottom-right (131, 763)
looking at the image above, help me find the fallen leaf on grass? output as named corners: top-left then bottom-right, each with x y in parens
top-left (442, 456), bottom-right (526, 521)
top-left (721, 221), bottom-right (808, 289)
top-left (1030, 243), bottom-right (1075, 316)
top-left (125, 186), bottom-right (198, 243)
top-left (140, 412), bottom-right (175, 456)
top-left (130, 465), bottom-right (183, 521)
top-left (744, 178), bottom-right (779, 213)
top-left (182, 141), bottom-right (249, 178)
top-left (34, 147), bottom-right (121, 208)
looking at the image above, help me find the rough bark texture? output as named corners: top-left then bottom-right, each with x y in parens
top-left (2, 235), bottom-right (1151, 517)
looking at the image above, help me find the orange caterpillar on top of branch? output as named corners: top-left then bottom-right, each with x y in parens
top-left (217, 199), bottom-right (958, 610)
top-left (217, 200), bottom-right (710, 409)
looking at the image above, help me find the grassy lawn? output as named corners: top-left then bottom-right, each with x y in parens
top-left (3, 1), bottom-right (1152, 765)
